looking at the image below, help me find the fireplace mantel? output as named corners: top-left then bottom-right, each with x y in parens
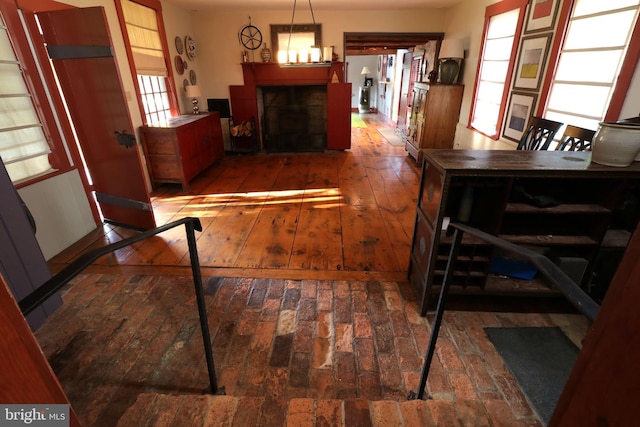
top-left (240, 62), bottom-right (345, 86)
top-left (229, 62), bottom-right (352, 151)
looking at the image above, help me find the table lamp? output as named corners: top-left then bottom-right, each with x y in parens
top-left (185, 85), bottom-right (202, 115)
top-left (361, 66), bottom-right (371, 86)
top-left (438, 39), bottom-right (464, 84)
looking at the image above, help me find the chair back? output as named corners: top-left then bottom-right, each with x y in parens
top-left (556, 125), bottom-right (596, 151)
top-left (517, 117), bottom-right (564, 150)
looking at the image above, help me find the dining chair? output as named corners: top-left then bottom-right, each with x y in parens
top-left (517, 117), bottom-right (564, 150)
top-left (556, 125), bottom-right (596, 151)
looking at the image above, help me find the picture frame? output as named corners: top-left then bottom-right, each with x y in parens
top-left (513, 34), bottom-right (552, 91)
top-left (503, 92), bottom-right (538, 142)
top-left (525, 0), bottom-right (560, 34)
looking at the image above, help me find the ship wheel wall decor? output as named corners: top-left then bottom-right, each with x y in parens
top-left (239, 17), bottom-right (263, 51)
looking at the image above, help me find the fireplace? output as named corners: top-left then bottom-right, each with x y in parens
top-left (229, 63), bottom-right (352, 152)
top-left (260, 85), bottom-right (327, 152)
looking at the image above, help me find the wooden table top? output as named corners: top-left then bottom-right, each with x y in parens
top-left (422, 149), bottom-right (640, 177)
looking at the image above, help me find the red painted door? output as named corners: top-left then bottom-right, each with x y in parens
top-left (327, 83), bottom-right (352, 150)
top-left (36, 7), bottom-right (156, 230)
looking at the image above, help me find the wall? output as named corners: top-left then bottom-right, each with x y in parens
top-left (444, 0), bottom-right (640, 150)
top-left (186, 7), bottom-right (448, 104)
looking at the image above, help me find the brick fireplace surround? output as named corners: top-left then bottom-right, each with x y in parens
top-left (229, 62), bottom-right (352, 152)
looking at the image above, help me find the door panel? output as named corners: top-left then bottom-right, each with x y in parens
top-left (36, 7), bottom-right (156, 230)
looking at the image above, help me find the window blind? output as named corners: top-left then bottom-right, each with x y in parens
top-left (0, 14), bottom-right (53, 183)
top-left (121, 0), bottom-right (167, 76)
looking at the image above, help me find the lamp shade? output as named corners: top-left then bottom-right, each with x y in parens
top-left (185, 85), bottom-right (202, 97)
top-left (439, 39), bottom-right (464, 59)
top-left (361, 66), bottom-right (371, 75)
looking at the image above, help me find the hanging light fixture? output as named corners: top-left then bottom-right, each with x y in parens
top-left (278, 0), bottom-right (330, 67)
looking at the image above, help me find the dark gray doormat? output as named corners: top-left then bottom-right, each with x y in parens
top-left (484, 327), bottom-right (580, 425)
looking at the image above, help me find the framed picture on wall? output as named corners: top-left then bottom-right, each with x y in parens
top-left (503, 92), bottom-right (538, 142)
top-left (513, 34), bottom-right (552, 91)
top-left (525, 0), bottom-right (560, 33)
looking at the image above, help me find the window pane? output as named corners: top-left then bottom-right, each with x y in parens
top-left (564, 11), bottom-right (637, 49)
top-left (142, 75), bottom-right (152, 92)
top-left (555, 50), bottom-right (623, 83)
top-left (547, 83), bottom-right (610, 118)
top-left (545, 111), bottom-right (599, 132)
top-left (573, 0), bottom-right (640, 17)
top-left (484, 37), bottom-right (515, 60)
top-left (145, 93), bottom-right (156, 112)
top-left (0, 96), bottom-right (41, 128)
top-left (480, 60), bottom-right (509, 83)
top-left (476, 81), bottom-right (505, 104)
top-left (5, 154), bottom-right (53, 183)
top-left (150, 75), bottom-right (160, 92)
top-left (487, 9), bottom-right (519, 38)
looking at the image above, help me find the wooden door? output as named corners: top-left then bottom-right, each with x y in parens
top-left (0, 274), bottom-right (80, 425)
top-left (0, 163), bottom-right (60, 330)
top-left (36, 7), bottom-right (156, 230)
top-left (327, 83), bottom-right (352, 150)
top-left (550, 225), bottom-right (640, 426)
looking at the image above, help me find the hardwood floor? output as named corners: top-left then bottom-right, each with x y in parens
top-left (47, 113), bottom-right (421, 282)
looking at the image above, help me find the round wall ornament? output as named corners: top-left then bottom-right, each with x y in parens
top-left (190, 69), bottom-right (197, 85)
top-left (175, 36), bottom-right (183, 54)
top-left (174, 55), bottom-right (184, 75)
top-left (185, 35), bottom-right (196, 60)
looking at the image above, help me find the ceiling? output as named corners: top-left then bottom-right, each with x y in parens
top-left (163, 0), bottom-right (463, 11)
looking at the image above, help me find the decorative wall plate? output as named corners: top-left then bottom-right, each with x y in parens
top-left (184, 60), bottom-right (188, 70)
top-left (183, 78), bottom-right (189, 91)
top-left (190, 69), bottom-right (197, 85)
top-left (175, 36), bottom-right (183, 54)
top-left (174, 55), bottom-right (184, 75)
top-left (185, 35), bottom-right (196, 60)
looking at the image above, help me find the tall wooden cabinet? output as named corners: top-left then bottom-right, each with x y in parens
top-left (409, 149), bottom-right (640, 315)
top-left (406, 83), bottom-right (463, 163)
top-left (140, 113), bottom-right (223, 191)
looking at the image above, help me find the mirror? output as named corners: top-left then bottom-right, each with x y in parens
top-left (270, 24), bottom-right (322, 54)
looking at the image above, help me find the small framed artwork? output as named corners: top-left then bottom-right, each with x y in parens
top-left (513, 34), bottom-right (552, 91)
top-left (503, 92), bottom-right (538, 142)
top-left (525, 0), bottom-right (560, 33)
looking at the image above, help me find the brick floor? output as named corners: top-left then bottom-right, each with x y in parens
top-left (34, 274), bottom-right (588, 426)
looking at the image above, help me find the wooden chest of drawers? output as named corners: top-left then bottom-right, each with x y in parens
top-left (140, 113), bottom-right (223, 191)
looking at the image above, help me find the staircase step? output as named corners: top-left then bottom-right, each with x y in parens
top-left (116, 393), bottom-right (499, 426)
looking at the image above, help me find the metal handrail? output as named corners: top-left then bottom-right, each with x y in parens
top-left (19, 217), bottom-right (222, 395)
top-left (409, 222), bottom-right (601, 401)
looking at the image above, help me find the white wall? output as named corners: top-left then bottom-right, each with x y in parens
top-left (18, 171), bottom-right (96, 260)
top-left (186, 7), bottom-right (447, 104)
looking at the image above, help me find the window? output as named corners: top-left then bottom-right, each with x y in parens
top-left (117, 0), bottom-right (176, 124)
top-left (0, 10), bottom-right (53, 183)
top-left (543, 0), bottom-right (640, 131)
top-left (469, 0), bottom-right (528, 138)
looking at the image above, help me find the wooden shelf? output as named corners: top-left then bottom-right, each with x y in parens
top-left (409, 149), bottom-right (640, 316)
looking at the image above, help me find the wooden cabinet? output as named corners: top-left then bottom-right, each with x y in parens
top-left (409, 149), bottom-right (640, 315)
top-left (140, 113), bottom-right (223, 191)
top-left (406, 83), bottom-right (463, 163)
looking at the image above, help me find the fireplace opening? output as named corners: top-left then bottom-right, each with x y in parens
top-left (261, 85), bottom-right (327, 152)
